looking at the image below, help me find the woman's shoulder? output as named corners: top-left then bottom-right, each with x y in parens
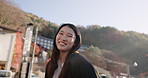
top-left (69, 52), bottom-right (91, 65)
top-left (70, 52), bottom-right (86, 60)
top-left (67, 52), bottom-right (98, 78)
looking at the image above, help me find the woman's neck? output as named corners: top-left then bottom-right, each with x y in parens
top-left (59, 52), bottom-right (68, 63)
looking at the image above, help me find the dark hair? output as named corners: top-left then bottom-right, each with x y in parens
top-left (45, 23), bottom-right (82, 78)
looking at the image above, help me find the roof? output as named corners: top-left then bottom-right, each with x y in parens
top-left (0, 24), bottom-right (23, 33)
top-left (0, 25), bottom-right (17, 32)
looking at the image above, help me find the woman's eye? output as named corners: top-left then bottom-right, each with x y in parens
top-left (68, 35), bottom-right (73, 38)
top-left (59, 32), bottom-right (63, 35)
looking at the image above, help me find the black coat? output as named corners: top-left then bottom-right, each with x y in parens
top-left (65, 53), bottom-right (98, 78)
top-left (45, 53), bottom-right (99, 78)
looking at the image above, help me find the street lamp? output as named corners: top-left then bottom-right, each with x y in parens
top-left (19, 24), bottom-right (34, 78)
top-left (133, 62), bottom-right (138, 67)
top-left (28, 26), bottom-right (38, 78)
top-left (19, 23), bottom-right (36, 78)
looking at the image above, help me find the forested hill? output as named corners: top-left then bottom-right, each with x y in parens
top-left (78, 25), bottom-right (148, 75)
top-left (1, 0), bottom-right (148, 75)
top-left (0, 0), bottom-right (58, 38)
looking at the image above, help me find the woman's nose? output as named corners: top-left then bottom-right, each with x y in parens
top-left (61, 35), bottom-right (67, 41)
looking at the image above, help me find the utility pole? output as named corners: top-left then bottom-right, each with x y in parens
top-left (126, 64), bottom-right (131, 78)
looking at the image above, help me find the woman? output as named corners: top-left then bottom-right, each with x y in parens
top-left (45, 23), bottom-right (98, 78)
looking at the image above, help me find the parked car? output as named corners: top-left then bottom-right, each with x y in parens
top-left (0, 70), bottom-right (12, 78)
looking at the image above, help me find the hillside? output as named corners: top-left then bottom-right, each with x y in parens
top-left (79, 25), bottom-right (148, 75)
top-left (0, 0), bottom-right (58, 38)
top-left (1, 0), bottom-right (148, 76)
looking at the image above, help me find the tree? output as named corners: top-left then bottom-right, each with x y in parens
top-left (87, 45), bottom-right (101, 55)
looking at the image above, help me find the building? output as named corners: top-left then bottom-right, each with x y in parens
top-left (0, 25), bottom-right (23, 71)
top-left (35, 36), bottom-right (53, 50)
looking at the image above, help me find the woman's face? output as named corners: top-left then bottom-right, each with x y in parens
top-left (56, 26), bottom-right (76, 52)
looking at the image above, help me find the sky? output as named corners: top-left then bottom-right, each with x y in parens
top-left (10, 0), bottom-right (148, 34)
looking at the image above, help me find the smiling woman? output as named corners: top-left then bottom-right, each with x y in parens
top-left (56, 26), bottom-right (76, 53)
top-left (45, 23), bottom-right (99, 78)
